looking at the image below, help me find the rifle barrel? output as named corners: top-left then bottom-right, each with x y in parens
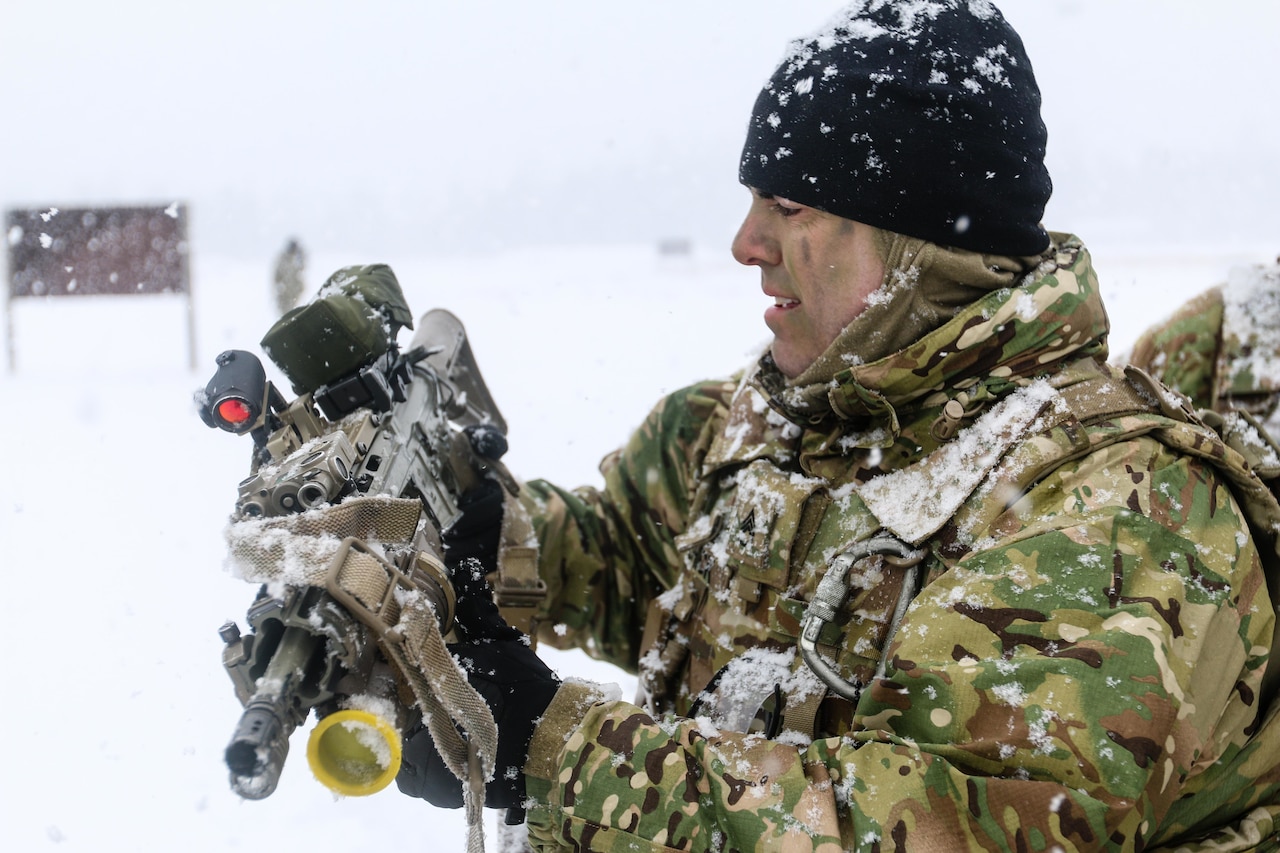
top-left (225, 625), bottom-right (320, 799)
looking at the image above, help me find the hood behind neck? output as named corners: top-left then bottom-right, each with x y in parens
top-left (791, 229), bottom-right (1045, 388)
top-left (757, 234), bottom-right (1108, 434)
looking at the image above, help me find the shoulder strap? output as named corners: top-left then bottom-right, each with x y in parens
top-left (1060, 364), bottom-right (1195, 423)
top-left (858, 364), bottom-right (1167, 545)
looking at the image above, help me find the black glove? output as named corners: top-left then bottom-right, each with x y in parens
top-left (395, 637), bottom-right (560, 816)
top-left (443, 424), bottom-right (518, 643)
top-left (443, 478), bottom-right (522, 643)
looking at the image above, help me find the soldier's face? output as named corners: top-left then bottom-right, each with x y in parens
top-left (732, 189), bottom-right (885, 378)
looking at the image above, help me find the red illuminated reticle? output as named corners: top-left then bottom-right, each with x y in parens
top-left (216, 397), bottom-right (255, 429)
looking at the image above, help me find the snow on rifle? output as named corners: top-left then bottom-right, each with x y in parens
top-left (197, 264), bottom-right (516, 802)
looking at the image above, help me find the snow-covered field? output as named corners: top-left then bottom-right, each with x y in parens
top-left (1, 238), bottom-right (1274, 852)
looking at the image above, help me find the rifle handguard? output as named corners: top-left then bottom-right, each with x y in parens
top-left (224, 624), bottom-right (322, 799)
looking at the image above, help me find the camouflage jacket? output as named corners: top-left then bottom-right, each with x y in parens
top-left (516, 236), bottom-right (1280, 851)
top-left (1127, 260), bottom-right (1280, 423)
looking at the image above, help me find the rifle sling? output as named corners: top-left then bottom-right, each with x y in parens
top-left (324, 538), bottom-right (496, 853)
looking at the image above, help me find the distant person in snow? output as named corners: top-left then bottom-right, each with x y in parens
top-left (272, 237), bottom-right (306, 316)
top-left (397, 3), bottom-right (1280, 850)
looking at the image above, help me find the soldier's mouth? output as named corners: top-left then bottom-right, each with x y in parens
top-left (764, 296), bottom-right (799, 329)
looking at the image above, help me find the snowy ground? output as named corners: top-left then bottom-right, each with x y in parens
top-left (1, 234), bottom-right (1274, 852)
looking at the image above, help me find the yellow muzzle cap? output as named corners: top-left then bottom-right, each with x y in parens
top-left (306, 709), bottom-right (402, 797)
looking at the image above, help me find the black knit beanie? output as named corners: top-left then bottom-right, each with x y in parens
top-left (739, 1), bottom-right (1052, 256)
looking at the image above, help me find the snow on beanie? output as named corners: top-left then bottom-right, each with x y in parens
top-left (739, 0), bottom-right (1052, 256)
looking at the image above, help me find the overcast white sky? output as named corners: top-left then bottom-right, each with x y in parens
top-left (2, 1), bottom-right (1277, 258)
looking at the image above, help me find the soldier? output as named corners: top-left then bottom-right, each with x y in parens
top-left (272, 237), bottom-right (307, 316)
top-left (1127, 258), bottom-right (1280, 427)
top-left (398, 3), bottom-right (1280, 850)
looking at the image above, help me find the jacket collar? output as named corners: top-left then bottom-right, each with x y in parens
top-left (750, 234), bottom-right (1109, 452)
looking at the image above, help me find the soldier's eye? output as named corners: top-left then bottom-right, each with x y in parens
top-left (755, 191), bottom-right (804, 218)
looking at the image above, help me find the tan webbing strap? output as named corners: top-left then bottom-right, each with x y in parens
top-left (493, 492), bottom-right (547, 638)
top-left (322, 540), bottom-right (496, 853)
top-left (780, 688), bottom-right (825, 738)
top-left (224, 494), bottom-right (424, 586)
top-left (492, 546), bottom-right (544, 636)
top-left (1055, 365), bottom-right (1180, 427)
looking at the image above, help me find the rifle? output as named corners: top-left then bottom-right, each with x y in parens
top-left (200, 271), bottom-right (538, 813)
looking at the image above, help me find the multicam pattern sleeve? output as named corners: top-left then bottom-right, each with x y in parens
top-left (520, 426), bottom-right (1279, 851)
top-left (518, 378), bottom-right (738, 671)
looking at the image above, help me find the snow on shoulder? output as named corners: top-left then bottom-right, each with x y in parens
top-left (1223, 261), bottom-right (1280, 398)
top-left (856, 380), bottom-right (1064, 543)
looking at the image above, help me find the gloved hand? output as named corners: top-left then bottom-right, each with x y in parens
top-left (442, 426), bottom-right (518, 643)
top-left (401, 425), bottom-right (557, 818)
top-left (395, 637), bottom-right (560, 816)
top-left (443, 480), bottom-right (521, 642)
